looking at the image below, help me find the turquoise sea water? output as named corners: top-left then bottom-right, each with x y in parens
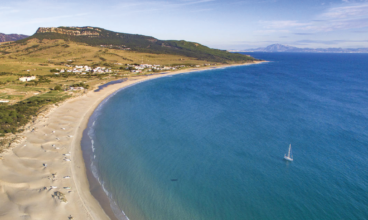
top-left (83, 53), bottom-right (368, 220)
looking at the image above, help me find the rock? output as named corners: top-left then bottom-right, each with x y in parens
top-left (36, 27), bottom-right (100, 37)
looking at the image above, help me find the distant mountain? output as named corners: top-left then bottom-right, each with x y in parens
top-left (0, 33), bottom-right (29, 42)
top-left (18, 26), bottom-right (257, 63)
top-left (260, 44), bottom-right (299, 52)
top-left (240, 44), bottom-right (368, 53)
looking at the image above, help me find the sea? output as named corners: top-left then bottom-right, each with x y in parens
top-left (82, 53), bottom-right (368, 220)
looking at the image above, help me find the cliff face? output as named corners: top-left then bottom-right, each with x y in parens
top-left (0, 33), bottom-right (29, 42)
top-left (36, 27), bottom-right (100, 37)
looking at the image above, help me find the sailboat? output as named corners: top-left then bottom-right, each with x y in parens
top-left (284, 144), bottom-right (293, 161)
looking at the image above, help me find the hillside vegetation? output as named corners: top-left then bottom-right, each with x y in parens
top-left (19, 26), bottom-right (255, 63)
top-left (0, 91), bottom-right (69, 134)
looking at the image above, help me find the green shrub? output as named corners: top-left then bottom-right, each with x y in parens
top-left (0, 91), bottom-right (70, 134)
top-left (54, 85), bottom-right (62, 90)
top-left (71, 82), bottom-right (89, 89)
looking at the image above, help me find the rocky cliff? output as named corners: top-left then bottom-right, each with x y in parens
top-left (36, 27), bottom-right (100, 37)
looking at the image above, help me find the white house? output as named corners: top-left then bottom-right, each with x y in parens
top-left (69, 87), bottom-right (84, 91)
top-left (19, 76), bottom-right (36, 82)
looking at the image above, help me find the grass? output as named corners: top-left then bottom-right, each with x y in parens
top-left (0, 76), bottom-right (18, 83)
top-left (4, 85), bottom-right (46, 92)
top-left (0, 39), bottom-right (212, 73)
top-left (0, 94), bottom-right (24, 100)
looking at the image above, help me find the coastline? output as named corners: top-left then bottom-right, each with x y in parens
top-left (0, 61), bottom-right (265, 220)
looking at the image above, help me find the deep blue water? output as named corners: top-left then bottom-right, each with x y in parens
top-left (85, 53), bottom-right (368, 220)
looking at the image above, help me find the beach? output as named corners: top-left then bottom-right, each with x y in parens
top-left (0, 61), bottom-right (264, 220)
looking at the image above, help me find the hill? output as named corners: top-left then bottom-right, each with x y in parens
top-left (0, 33), bottom-right (29, 42)
top-left (241, 44), bottom-right (368, 53)
top-left (18, 26), bottom-right (256, 63)
top-left (0, 37), bottom-right (218, 95)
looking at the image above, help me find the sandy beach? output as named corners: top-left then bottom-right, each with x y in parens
top-left (0, 61), bottom-right (264, 220)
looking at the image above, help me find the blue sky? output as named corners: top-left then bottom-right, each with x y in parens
top-left (1, 0), bottom-right (368, 49)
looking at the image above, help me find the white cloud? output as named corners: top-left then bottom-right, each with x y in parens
top-left (232, 0), bottom-right (277, 4)
top-left (116, 0), bottom-right (213, 9)
top-left (259, 20), bottom-right (311, 29)
top-left (255, 29), bottom-right (290, 34)
top-left (0, 6), bottom-right (19, 14)
top-left (113, 0), bottom-right (214, 15)
top-left (320, 3), bottom-right (368, 19)
top-left (302, 18), bottom-right (368, 32)
top-left (177, 0), bottom-right (214, 6)
top-left (294, 39), bottom-right (368, 45)
top-left (258, 2), bottom-right (368, 33)
top-left (190, 8), bottom-right (213, 12)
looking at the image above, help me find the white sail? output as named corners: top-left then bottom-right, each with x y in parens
top-left (284, 144), bottom-right (293, 161)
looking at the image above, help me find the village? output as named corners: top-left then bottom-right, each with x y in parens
top-left (54, 63), bottom-right (199, 75)
top-left (18, 63), bottom-right (208, 86)
top-left (126, 63), bottom-right (192, 73)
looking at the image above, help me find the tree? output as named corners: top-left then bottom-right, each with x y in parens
top-left (54, 85), bottom-right (62, 91)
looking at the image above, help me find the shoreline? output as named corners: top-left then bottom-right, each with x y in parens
top-left (0, 61), bottom-right (265, 220)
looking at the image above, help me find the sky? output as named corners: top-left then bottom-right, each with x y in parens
top-left (1, 0), bottom-right (368, 50)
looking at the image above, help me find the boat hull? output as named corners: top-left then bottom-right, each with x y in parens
top-left (284, 156), bottom-right (293, 161)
